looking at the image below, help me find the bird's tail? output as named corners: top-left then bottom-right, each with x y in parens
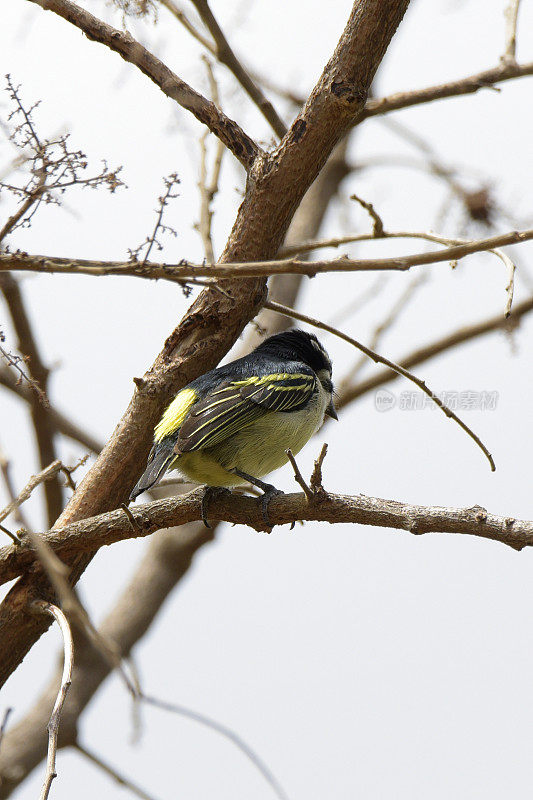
top-left (130, 442), bottom-right (175, 501)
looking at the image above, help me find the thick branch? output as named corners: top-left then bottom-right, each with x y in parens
top-left (3, 227), bottom-right (532, 279)
top-left (0, 275), bottom-right (62, 526)
top-left (0, 0), bottom-right (410, 701)
top-left (0, 489), bottom-right (530, 589)
top-left (27, 0), bottom-right (260, 169)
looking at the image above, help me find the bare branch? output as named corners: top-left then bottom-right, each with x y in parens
top-left (264, 300), bottom-right (495, 472)
top-left (1, 488), bottom-right (533, 589)
top-left (0, 460), bottom-right (63, 526)
top-left (139, 692), bottom-right (290, 800)
top-left (189, 0), bottom-right (287, 138)
top-left (30, 601), bottom-right (73, 800)
top-left (338, 274), bottom-right (425, 389)
top-left (363, 59), bottom-right (533, 119)
top-left (159, 0), bottom-right (213, 50)
top-left (502, 0), bottom-right (522, 63)
top-left (338, 295), bottom-right (533, 409)
top-left (3, 227), bottom-right (532, 279)
top-left (196, 59), bottom-right (225, 264)
top-left (0, 0), bottom-right (410, 705)
top-left (286, 450), bottom-right (314, 502)
top-left (309, 443), bottom-right (328, 496)
top-left (73, 743), bottom-right (159, 800)
top-left (28, 529), bottom-right (137, 697)
top-left (0, 274), bottom-right (62, 525)
top-left (27, 0), bottom-right (260, 169)
top-left (350, 192), bottom-right (384, 236)
top-left (128, 173), bottom-right (182, 268)
top-left (0, 446), bottom-right (32, 531)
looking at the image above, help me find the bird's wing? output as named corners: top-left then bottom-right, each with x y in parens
top-left (177, 371), bottom-right (316, 453)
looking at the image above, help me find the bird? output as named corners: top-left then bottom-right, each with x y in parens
top-left (130, 329), bottom-right (337, 526)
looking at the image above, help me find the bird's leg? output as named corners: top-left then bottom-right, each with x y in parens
top-left (201, 486), bottom-right (230, 528)
top-left (230, 469), bottom-right (283, 528)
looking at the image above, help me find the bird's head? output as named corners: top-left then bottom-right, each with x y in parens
top-left (254, 329), bottom-right (338, 419)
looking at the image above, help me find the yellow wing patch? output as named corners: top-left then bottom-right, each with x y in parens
top-left (154, 387), bottom-right (198, 441)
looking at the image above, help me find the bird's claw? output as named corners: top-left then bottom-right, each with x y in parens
top-left (201, 486), bottom-right (230, 528)
top-left (260, 485), bottom-right (284, 529)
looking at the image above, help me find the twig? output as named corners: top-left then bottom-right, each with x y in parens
top-left (74, 742), bottom-right (159, 800)
top-left (28, 530), bottom-right (138, 698)
top-left (0, 337), bottom-right (47, 405)
top-left (0, 273), bottom-right (62, 524)
top-left (0, 523), bottom-right (20, 545)
top-left (264, 300), bottom-right (496, 472)
top-left (350, 193), bottom-right (384, 236)
top-left (502, 0), bottom-right (522, 63)
top-left (338, 274), bottom-right (426, 389)
top-left (139, 692), bottom-right (290, 800)
top-left (30, 601), bottom-right (74, 800)
top-left (338, 295), bottom-right (533, 409)
top-left (286, 449), bottom-right (313, 501)
top-left (0, 445), bottom-right (31, 530)
top-left (0, 460), bottom-right (63, 525)
top-left (27, 0), bottom-right (260, 170)
top-left (196, 58), bottom-right (225, 263)
top-left (159, 0), bottom-right (213, 50)
top-left (309, 443), bottom-right (328, 496)
top-left (189, 0), bottom-right (287, 138)
top-left (3, 227), bottom-right (532, 279)
top-left (362, 59), bottom-right (533, 119)
top-left (132, 174), bottom-right (181, 267)
top-left (0, 708), bottom-right (12, 753)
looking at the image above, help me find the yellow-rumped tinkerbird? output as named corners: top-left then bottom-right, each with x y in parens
top-left (130, 329), bottom-right (337, 526)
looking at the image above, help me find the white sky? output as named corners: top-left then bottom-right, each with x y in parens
top-left (2, 0), bottom-right (533, 798)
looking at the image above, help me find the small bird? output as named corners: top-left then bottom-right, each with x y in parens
top-left (130, 329), bottom-right (337, 525)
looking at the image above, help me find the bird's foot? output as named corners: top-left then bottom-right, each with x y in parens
top-left (259, 484), bottom-right (284, 529)
top-left (230, 469), bottom-right (284, 529)
top-left (201, 486), bottom-right (231, 528)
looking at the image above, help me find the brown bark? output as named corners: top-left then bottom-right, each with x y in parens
top-left (0, 125), bottom-right (352, 800)
top-left (0, 0), bottom-right (409, 770)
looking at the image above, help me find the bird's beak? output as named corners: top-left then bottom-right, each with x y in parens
top-left (325, 398), bottom-right (338, 420)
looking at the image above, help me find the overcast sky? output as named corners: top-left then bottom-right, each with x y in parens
top-left (2, 1), bottom-right (533, 798)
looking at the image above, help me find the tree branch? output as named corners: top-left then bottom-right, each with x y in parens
top-left (27, 0), bottom-right (260, 170)
top-left (30, 601), bottom-right (73, 800)
top-left (0, 275), bottom-right (63, 526)
top-left (338, 295), bottom-right (533, 409)
top-left (363, 59), bottom-right (533, 119)
top-left (3, 226), bottom-right (532, 279)
top-left (189, 0), bottom-right (287, 138)
top-left (0, 0), bottom-right (411, 694)
top-left (0, 488), bottom-right (531, 590)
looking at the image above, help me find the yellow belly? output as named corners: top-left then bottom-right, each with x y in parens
top-left (172, 392), bottom-right (327, 487)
